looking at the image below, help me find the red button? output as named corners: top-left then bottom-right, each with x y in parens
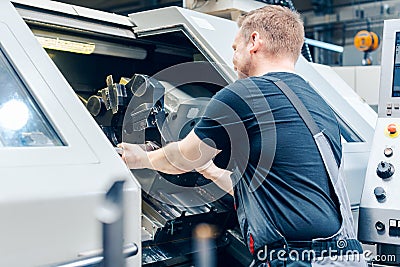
top-left (388, 124), bottom-right (397, 134)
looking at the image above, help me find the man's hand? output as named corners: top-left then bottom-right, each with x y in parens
top-left (117, 143), bottom-right (150, 169)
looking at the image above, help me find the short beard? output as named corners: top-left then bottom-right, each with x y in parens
top-left (237, 64), bottom-right (250, 79)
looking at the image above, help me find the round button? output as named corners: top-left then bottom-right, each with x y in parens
top-left (376, 161), bottom-right (395, 179)
top-left (384, 147), bottom-right (393, 157)
top-left (388, 123), bottom-right (397, 134)
top-left (375, 221), bottom-right (385, 232)
top-left (374, 187), bottom-right (386, 201)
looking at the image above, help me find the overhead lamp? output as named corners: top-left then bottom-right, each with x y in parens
top-left (0, 99), bottom-right (30, 131)
top-left (35, 34), bottom-right (147, 59)
top-left (36, 36), bottom-right (95, 54)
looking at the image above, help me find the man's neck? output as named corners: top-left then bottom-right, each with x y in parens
top-left (251, 57), bottom-right (296, 77)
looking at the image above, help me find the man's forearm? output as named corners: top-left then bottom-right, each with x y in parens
top-left (145, 143), bottom-right (188, 174)
top-left (120, 130), bottom-right (219, 175)
top-left (147, 148), bottom-right (234, 196)
top-left (213, 171), bottom-right (234, 196)
top-left (197, 163), bottom-right (233, 196)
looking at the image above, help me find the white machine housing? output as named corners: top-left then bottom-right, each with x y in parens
top-left (0, 1), bottom-right (141, 266)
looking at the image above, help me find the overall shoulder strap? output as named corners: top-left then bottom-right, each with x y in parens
top-left (263, 75), bottom-right (320, 136)
top-left (263, 75), bottom-right (341, 173)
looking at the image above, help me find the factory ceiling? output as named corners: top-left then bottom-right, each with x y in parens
top-left (53, 0), bottom-right (390, 19)
top-left (52, 0), bottom-right (359, 15)
top-left (54, 0), bottom-right (183, 14)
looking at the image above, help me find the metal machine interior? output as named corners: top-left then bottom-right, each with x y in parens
top-left (86, 72), bottom-right (240, 265)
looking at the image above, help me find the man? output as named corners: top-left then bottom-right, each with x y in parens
top-left (119, 5), bottom-right (366, 267)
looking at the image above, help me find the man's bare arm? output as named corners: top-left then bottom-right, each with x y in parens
top-left (118, 130), bottom-right (220, 174)
top-left (196, 161), bottom-right (233, 196)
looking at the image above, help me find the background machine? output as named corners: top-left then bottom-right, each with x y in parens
top-left (358, 19), bottom-right (400, 266)
top-left (0, 0), bottom-right (379, 266)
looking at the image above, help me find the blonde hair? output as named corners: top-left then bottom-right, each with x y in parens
top-left (238, 5), bottom-right (304, 61)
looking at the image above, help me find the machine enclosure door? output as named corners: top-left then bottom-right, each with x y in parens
top-left (0, 1), bottom-right (141, 266)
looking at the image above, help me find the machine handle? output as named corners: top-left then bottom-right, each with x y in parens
top-left (47, 243), bottom-right (138, 267)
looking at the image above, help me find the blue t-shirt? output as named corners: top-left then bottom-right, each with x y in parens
top-left (194, 72), bottom-right (341, 245)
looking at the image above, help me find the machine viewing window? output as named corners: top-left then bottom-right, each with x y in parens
top-left (0, 48), bottom-right (64, 147)
top-left (392, 32), bottom-right (400, 97)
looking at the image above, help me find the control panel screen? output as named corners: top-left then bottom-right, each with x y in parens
top-left (392, 32), bottom-right (400, 97)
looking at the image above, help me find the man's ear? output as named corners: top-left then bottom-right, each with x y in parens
top-left (249, 31), bottom-right (262, 54)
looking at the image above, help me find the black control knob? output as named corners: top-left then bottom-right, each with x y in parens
top-left (375, 221), bottom-right (385, 232)
top-left (376, 161), bottom-right (395, 179)
top-left (374, 187), bottom-right (386, 201)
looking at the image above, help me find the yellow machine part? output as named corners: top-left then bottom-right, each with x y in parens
top-left (354, 30), bottom-right (380, 52)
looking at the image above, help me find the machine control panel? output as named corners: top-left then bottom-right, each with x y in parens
top-left (359, 19), bottom-right (400, 251)
top-left (359, 117), bottom-right (400, 245)
top-left (383, 30), bottom-right (400, 117)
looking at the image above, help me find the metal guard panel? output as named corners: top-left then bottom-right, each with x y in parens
top-left (129, 6), bottom-right (237, 81)
top-left (11, 0), bottom-right (133, 27)
top-left (12, 0), bottom-right (136, 39)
